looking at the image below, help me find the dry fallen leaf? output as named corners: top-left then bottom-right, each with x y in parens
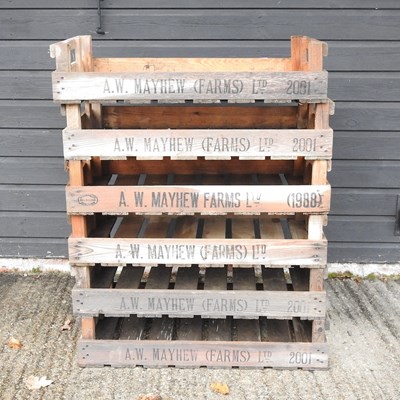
top-left (61, 319), bottom-right (72, 331)
top-left (26, 376), bottom-right (53, 390)
top-left (7, 337), bottom-right (23, 350)
top-left (211, 382), bottom-right (230, 395)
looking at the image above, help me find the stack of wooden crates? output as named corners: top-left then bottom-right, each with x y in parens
top-left (50, 35), bottom-right (333, 369)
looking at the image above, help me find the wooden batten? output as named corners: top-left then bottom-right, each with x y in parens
top-left (78, 339), bottom-right (328, 369)
top-left (68, 237), bottom-right (327, 266)
top-left (63, 128), bottom-right (333, 160)
top-left (66, 184), bottom-right (331, 215)
top-left (72, 287), bottom-right (326, 319)
top-left (52, 71), bottom-right (328, 103)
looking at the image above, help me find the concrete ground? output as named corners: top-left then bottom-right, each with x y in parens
top-left (0, 271), bottom-right (399, 400)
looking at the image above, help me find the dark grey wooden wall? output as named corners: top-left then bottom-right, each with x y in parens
top-left (1, 1), bottom-right (400, 262)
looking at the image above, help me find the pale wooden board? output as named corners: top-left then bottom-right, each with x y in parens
top-left (68, 237), bottom-right (326, 266)
top-left (63, 128), bottom-right (333, 160)
top-left (52, 71), bottom-right (328, 102)
top-left (72, 288), bottom-right (325, 319)
top-left (78, 340), bottom-right (328, 368)
top-left (66, 184), bottom-right (331, 215)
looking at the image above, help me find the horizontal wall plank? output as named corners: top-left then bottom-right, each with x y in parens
top-left (0, 212), bottom-right (70, 238)
top-left (328, 242), bottom-right (400, 263)
top-left (0, 129), bottom-right (62, 157)
top-left (0, 185), bottom-right (66, 212)
top-left (331, 189), bottom-right (400, 216)
top-left (327, 216), bottom-right (399, 243)
top-left (3, 1), bottom-right (400, 9)
top-left (0, 238), bottom-right (67, 258)
top-left (0, 101), bottom-right (65, 129)
top-left (3, 41), bottom-right (400, 72)
top-left (331, 103), bottom-right (400, 131)
top-left (1, 10), bottom-right (399, 40)
top-left (333, 132), bottom-right (400, 160)
top-left (0, 157), bottom-right (66, 185)
top-left (329, 160), bottom-right (400, 189)
top-left (329, 73), bottom-right (400, 102)
top-left (4, 71), bottom-right (400, 102)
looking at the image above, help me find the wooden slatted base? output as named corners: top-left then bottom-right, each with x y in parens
top-left (78, 316), bottom-right (327, 369)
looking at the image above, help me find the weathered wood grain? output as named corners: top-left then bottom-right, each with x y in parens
top-left (68, 237), bottom-right (327, 266)
top-left (66, 184), bottom-right (331, 215)
top-left (52, 71), bottom-right (328, 102)
top-left (63, 128), bottom-right (332, 160)
top-left (72, 288), bottom-right (326, 319)
top-left (78, 339), bottom-right (328, 368)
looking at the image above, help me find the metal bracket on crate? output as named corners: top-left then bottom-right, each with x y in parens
top-left (96, 0), bottom-right (105, 35)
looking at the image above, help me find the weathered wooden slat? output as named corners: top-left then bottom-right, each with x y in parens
top-left (262, 269), bottom-right (291, 341)
top-left (119, 316), bottom-right (146, 340)
top-left (63, 128), bottom-right (332, 160)
top-left (68, 237), bottom-right (327, 266)
top-left (148, 316), bottom-right (175, 341)
top-left (176, 317), bottom-right (203, 341)
top-left (78, 340), bottom-right (328, 368)
top-left (66, 184), bottom-right (331, 215)
top-left (73, 287), bottom-right (325, 318)
top-left (6, 71), bottom-right (400, 102)
top-left (4, 10), bottom-right (399, 40)
top-left (115, 266), bottom-right (144, 289)
top-left (52, 71), bottom-right (327, 103)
